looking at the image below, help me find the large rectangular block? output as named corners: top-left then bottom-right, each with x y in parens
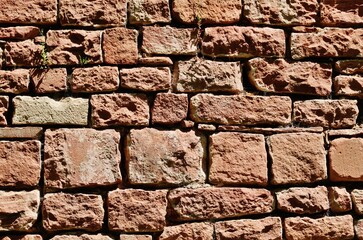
top-left (334, 75), bottom-right (363, 98)
top-left (0, 69), bottom-right (29, 94)
top-left (129, 0), bottom-right (171, 25)
top-left (4, 41), bottom-right (43, 67)
top-left (13, 96), bottom-right (88, 126)
top-left (321, 0), bottom-right (363, 26)
top-left (202, 27), bottom-right (285, 58)
top-left (190, 94), bottom-right (291, 126)
top-left (121, 67), bottom-right (171, 91)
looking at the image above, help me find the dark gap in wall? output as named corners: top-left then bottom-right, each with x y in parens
top-left (120, 127), bottom-right (129, 188)
top-left (284, 27), bottom-right (292, 61)
top-left (241, 59), bottom-right (256, 92)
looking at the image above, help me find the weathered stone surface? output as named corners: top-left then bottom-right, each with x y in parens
top-left (174, 58), bottom-right (242, 93)
top-left (209, 132), bottom-right (267, 186)
top-left (190, 94), bottom-right (291, 125)
top-left (120, 235), bottom-right (151, 240)
top-left (321, 0), bottom-right (363, 26)
top-left (248, 58), bottom-right (332, 96)
top-left (293, 100), bottom-right (358, 128)
top-left (0, 140), bottom-right (41, 187)
top-left (108, 189), bottom-right (167, 232)
top-left (46, 30), bottom-right (102, 65)
top-left (215, 217), bottom-right (282, 240)
top-left (71, 66), bottom-right (119, 93)
top-left (0, 96), bottom-right (8, 126)
top-left (159, 222), bottom-right (213, 240)
top-left (329, 187), bottom-right (352, 213)
top-left (172, 0), bottom-right (241, 25)
top-left (50, 234), bottom-right (112, 240)
top-left (138, 56), bottom-right (173, 66)
top-left (44, 128), bottom-right (121, 190)
top-left (218, 126), bottom-right (324, 134)
top-left (42, 193), bottom-right (104, 231)
top-left (0, 190), bottom-right (40, 231)
top-left (60, 0), bottom-right (127, 27)
top-left (142, 26), bottom-right (198, 55)
top-left (356, 220), bottom-right (363, 240)
top-left (268, 133), bottom-right (327, 185)
top-left (352, 189), bottom-right (363, 214)
top-left (0, 127), bottom-right (42, 139)
top-left (202, 27), bottom-right (285, 58)
top-left (328, 128), bottom-right (363, 137)
top-left (198, 124), bottom-right (216, 132)
top-left (103, 28), bottom-right (138, 65)
top-left (329, 138), bottom-right (363, 181)
top-left (31, 68), bottom-right (67, 93)
top-left (129, 0), bottom-right (171, 25)
top-left (244, 0), bottom-right (318, 25)
top-left (0, 0), bottom-right (57, 24)
top-left (284, 215), bottom-right (354, 240)
top-left (291, 27), bottom-right (363, 59)
top-left (120, 67), bottom-right (171, 91)
top-left (168, 187), bottom-right (274, 221)
top-left (181, 120), bottom-right (194, 128)
top-left (0, 69), bottom-right (30, 94)
top-left (91, 93), bottom-right (149, 127)
top-left (152, 93), bottom-right (188, 125)
top-left (336, 60), bottom-right (363, 74)
top-left (4, 40), bottom-right (43, 67)
top-left (334, 75), bottom-right (363, 98)
top-left (276, 186), bottom-right (329, 214)
top-left (13, 96), bottom-right (88, 126)
top-left (0, 26), bottom-right (39, 40)
top-left (126, 128), bottom-right (205, 186)
top-left (0, 235), bottom-right (42, 240)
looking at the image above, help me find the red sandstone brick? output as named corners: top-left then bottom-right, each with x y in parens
top-left (336, 60), bottom-right (363, 75)
top-left (0, 26), bottom-right (40, 40)
top-left (0, 69), bottom-right (30, 94)
top-left (4, 41), bottom-right (43, 67)
top-left (321, 0), bottom-right (363, 26)
top-left (329, 187), bottom-right (352, 213)
top-left (351, 189), bottom-right (363, 215)
top-left (108, 189), bottom-right (167, 232)
top-left (0, 96), bottom-right (8, 126)
top-left (356, 220), bottom-right (363, 240)
top-left (0, 127), bottom-right (42, 139)
top-left (0, 235), bottom-right (42, 240)
top-left (31, 68), bottom-right (67, 93)
top-left (120, 235), bottom-right (151, 240)
top-left (159, 222), bottom-right (213, 240)
top-left (151, 93), bottom-right (188, 125)
top-left (334, 75), bottom-right (363, 98)
top-left (0, 140), bottom-right (41, 187)
top-left (129, 0), bottom-right (171, 25)
top-left (50, 234), bottom-right (112, 240)
top-left (103, 28), bottom-right (138, 65)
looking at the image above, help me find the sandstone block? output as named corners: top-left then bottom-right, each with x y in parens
top-left (321, 0), bottom-right (363, 26)
top-left (138, 56), bottom-right (173, 66)
top-left (0, 0), bottom-right (57, 24)
top-left (168, 187), bottom-right (274, 221)
top-left (244, 0), bottom-right (318, 25)
top-left (4, 40), bottom-right (43, 67)
top-left (293, 100), bottom-right (358, 128)
top-left (31, 68), bottom-right (67, 93)
top-left (172, 0), bottom-right (241, 25)
top-left (103, 28), bottom-right (138, 65)
top-left (60, 0), bottom-right (127, 27)
top-left (42, 193), bottom-right (104, 231)
top-left (174, 58), bottom-right (242, 93)
top-left (0, 69), bottom-right (30, 94)
top-left (0, 127), bottom-right (42, 139)
top-left (0, 140), bottom-right (41, 187)
top-left (129, 0), bottom-right (171, 25)
top-left (202, 27), bottom-right (285, 58)
top-left (159, 222), bottom-right (213, 240)
top-left (248, 58), bottom-right (332, 96)
top-left (108, 189), bottom-right (167, 232)
top-left (334, 75), bottom-right (363, 98)
top-left (329, 187), bottom-right (352, 213)
top-left (0, 26), bottom-right (39, 40)
top-left (209, 132), bottom-right (267, 186)
top-left (356, 220), bottom-right (363, 240)
top-left (120, 67), bottom-right (171, 91)
top-left (190, 94), bottom-right (291, 125)
top-left (126, 128), bottom-right (205, 186)
top-left (120, 235), bottom-right (151, 240)
top-left (71, 66), bottom-right (119, 93)
top-left (142, 26), bottom-right (198, 55)
top-left (152, 93), bottom-right (188, 125)
top-left (291, 27), bottom-right (363, 59)
top-left (13, 96), bottom-right (88, 126)
top-left (50, 234), bottom-right (112, 240)
top-left (0, 190), bottom-right (40, 231)
top-left (44, 128), bottom-right (121, 190)
top-left (284, 215), bottom-right (354, 240)
top-left (0, 235), bottom-right (42, 240)
top-left (352, 189), bottom-right (363, 214)
top-left (268, 133), bottom-right (327, 185)
top-left (91, 93), bottom-right (149, 127)
top-left (336, 60), bottom-right (363, 74)
top-left (215, 217), bottom-right (282, 240)
top-left (198, 124), bottom-right (216, 132)
top-left (276, 186), bottom-right (329, 214)
top-left (0, 96), bottom-right (8, 126)
top-left (46, 30), bottom-right (102, 65)
top-left (329, 138), bottom-right (363, 181)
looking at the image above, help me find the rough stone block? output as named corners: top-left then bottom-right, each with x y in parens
top-left (336, 60), bottom-right (363, 74)
top-left (321, 0), bottom-right (363, 26)
top-left (129, 0), bottom-right (171, 25)
top-left (151, 93), bottom-right (188, 125)
top-left (0, 127), bottom-right (42, 139)
top-left (0, 26), bottom-right (40, 40)
top-left (159, 222), bottom-right (213, 240)
top-left (352, 189), bottom-right (363, 215)
top-left (4, 41), bottom-right (43, 67)
top-left (329, 187), bottom-right (352, 213)
top-left (334, 75), bottom-right (363, 98)
top-left (50, 235), bottom-right (112, 240)
top-left (0, 96), bottom-right (8, 126)
top-left (31, 68), bottom-right (67, 93)
top-left (0, 69), bottom-right (30, 94)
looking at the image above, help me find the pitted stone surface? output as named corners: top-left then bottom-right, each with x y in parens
top-left (129, 0), bottom-right (171, 25)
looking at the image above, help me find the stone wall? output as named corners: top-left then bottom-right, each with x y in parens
top-left (0, 0), bottom-right (363, 239)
